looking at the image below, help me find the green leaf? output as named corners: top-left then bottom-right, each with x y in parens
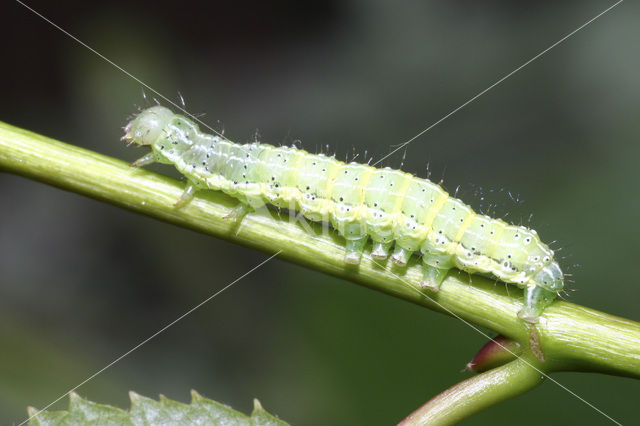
top-left (27, 390), bottom-right (290, 426)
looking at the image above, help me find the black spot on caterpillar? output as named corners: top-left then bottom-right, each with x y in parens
top-left (123, 106), bottom-right (563, 322)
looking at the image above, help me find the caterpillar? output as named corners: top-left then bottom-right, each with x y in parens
top-left (123, 105), bottom-right (563, 323)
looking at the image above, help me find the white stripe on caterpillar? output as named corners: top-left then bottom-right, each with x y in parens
top-left (123, 105), bottom-right (563, 323)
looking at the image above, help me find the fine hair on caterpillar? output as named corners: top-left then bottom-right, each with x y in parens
top-left (123, 105), bottom-right (564, 323)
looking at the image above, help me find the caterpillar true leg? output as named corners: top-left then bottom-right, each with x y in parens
top-left (223, 203), bottom-right (251, 221)
top-left (174, 182), bottom-right (197, 208)
top-left (130, 152), bottom-right (155, 167)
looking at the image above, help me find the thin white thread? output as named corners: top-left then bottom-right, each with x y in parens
top-left (373, 0), bottom-right (623, 167)
top-left (372, 260), bottom-right (622, 425)
top-left (14, 0), bottom-right (226, 141)
top-left (21, 251), bottom-right (281, 425)
top-left (15, 0), bottom-right (622, 423)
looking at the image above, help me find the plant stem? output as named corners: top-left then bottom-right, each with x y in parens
top-left (1, 120), bottom-right (639, 421)
top-left (399, 352), bottom-right (545, 425)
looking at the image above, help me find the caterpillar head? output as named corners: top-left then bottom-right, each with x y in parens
top-left (533, 260), bottom-right (564, 292)
top-left (122, 106), bottom-right (174, 146)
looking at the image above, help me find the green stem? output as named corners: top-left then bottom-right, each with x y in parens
top-left (2, 121), bottom-right (640, 420)
top-left (399, 352), bottom-right (545, 425)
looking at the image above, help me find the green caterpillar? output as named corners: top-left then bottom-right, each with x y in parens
top-left (123, 105), bottom-right (563, 322)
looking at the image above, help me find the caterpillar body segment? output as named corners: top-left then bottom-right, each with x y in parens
top-left (124, 106), bottom-right (563, 322)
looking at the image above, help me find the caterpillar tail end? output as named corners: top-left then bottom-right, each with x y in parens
top-left (517, 285), bottom-right (557, 323)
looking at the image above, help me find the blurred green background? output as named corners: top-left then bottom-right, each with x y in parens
top-left (1, 1), bottom-right (638, 424)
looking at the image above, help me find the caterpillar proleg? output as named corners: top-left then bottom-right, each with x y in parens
top-left (123, 105), bottom-right (564, 322)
